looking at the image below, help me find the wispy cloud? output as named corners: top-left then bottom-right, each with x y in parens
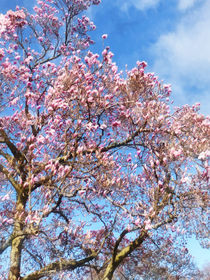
top-left (117, 0), bottom-right (161, 11)
top-left (177, 0), bottom-right (200, 11)
top-left (151, 0), bottom-right (210, 114)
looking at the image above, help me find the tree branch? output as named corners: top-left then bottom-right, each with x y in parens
top-left (101, 126), bottom-right (148, 153)
top-left (0, 129), bottom-right (26, 162)
top-left (21, 252), bottom-right (98, 280)
top-left (102, 230), bottom-right (148, 280)
top-left (0, 163), bottom-right (19, 191)
top-left (0, 235), bottom-right (12, 254)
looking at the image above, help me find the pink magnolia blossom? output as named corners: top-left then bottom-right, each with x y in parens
top-left (102, 33), bottom-right (108, 39)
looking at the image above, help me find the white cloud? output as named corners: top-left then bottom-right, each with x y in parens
top-left (119, 0), bottom-right (161, 11)
top-left (151, 0), bottom-right (210, 114)
top-left (177, 0), bottom-right (199, 10)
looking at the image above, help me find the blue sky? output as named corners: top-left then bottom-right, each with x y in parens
top-left (87, 0), bottom-right (210, 115)
top-left (0, 0), bottom-right (209, 271)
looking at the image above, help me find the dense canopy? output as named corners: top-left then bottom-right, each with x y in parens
top-left (0, 1), bottom-right (209, 279)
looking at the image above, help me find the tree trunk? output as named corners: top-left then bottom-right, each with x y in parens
top-left (8, 196), bottom-right (26, 280)
top-left (8, 234), bottom-right (24, 280)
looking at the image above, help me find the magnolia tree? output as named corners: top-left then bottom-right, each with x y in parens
top-left (0, 0), bottom-right (209, 279)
